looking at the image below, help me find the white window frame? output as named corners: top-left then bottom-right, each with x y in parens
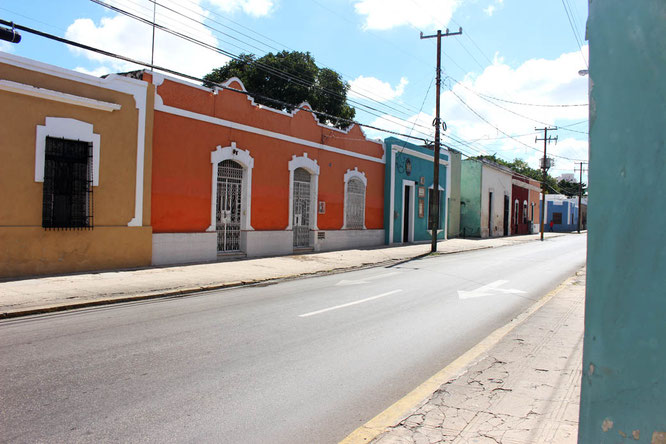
top-left (287, 153), bottom-right (320, 231)
top-left (342, 167), bottom-right (367, 229)
top-left (207, 142), bottom-right (254, 232)
top-left (35, 117), bottom-right (100, 186)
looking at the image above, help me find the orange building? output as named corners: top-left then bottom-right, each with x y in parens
top-left (0, 52), bottom-right (153, 277)
top-left (146, 72), bottom-right (385, 265)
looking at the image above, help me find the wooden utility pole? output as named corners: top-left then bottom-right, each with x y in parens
top-left (575, 161), bottom-right (588, 233)
top-left (421, 28), bottom-right (462, 253)
top-left (536, 127), bottom-right (557, 241)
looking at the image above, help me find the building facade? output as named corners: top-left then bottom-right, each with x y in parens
top-left (147, 72), bottom-right (385, 265)
top-left (460, 159), bottom-right (513, 238)
top-left (0, 52), bottom-right (153, 278)
top-left (545, 194), bottom-right (579, 232)
top-left (383, 137), bottom-right (449, 244)
top-left (511, 174), bottom-right (542, 235)
top-left (446, 149), bottom-right (462, 239)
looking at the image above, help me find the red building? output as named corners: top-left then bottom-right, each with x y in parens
top-left (145, 72), bottom-right (386, 265)
top-left (511, 174), bottom-right (542, 235)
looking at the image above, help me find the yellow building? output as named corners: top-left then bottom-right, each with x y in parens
top-left (0, 52), bottom-right (153, 278)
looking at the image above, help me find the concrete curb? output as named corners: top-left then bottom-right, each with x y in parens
top-left (0, 235), bottom-right (565, 319)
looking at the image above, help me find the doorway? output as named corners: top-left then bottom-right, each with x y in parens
top-left (292, 168), bottom-right (312, 248)
top-left (503, 195), bottom-right (510, 236)
top-left (216, 160), bottom-right (242, 252)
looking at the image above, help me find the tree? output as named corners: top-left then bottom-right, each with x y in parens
top-left (557, 179), bottom-right (587, 198)
top-left (203, 51), bottom-right (355, 129)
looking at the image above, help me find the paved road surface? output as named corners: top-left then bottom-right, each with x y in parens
top-left (0, 234), bottom-right (586, 443)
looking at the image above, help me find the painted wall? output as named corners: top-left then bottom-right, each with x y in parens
top-left (480, 163), bottom-right (513, 238)
top-left (545, 196), bottom-right (578, 232)
top-left (447, 150), bottom-right (462, 238)
top-left (511, 176), bottom-right (541, 235)
top-left (528, 181), bottom-right (541, 233)
top-left (460, 159), bottom-right (482, 237)
top-left (0, 53), bottom-right (152, 277)
top-left (579, 2), bottom-right (666, 441)
top-left (384, 137), bottom-right (448, 244)
top-left (149, 72), bottom-right (385, 262)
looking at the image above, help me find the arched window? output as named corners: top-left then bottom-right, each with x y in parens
top-left (345, 177), bottom-right (366, 229)
top-left (514, 199), bottom-right (519, 225)
top-left (523, 200), bottom-right (528, 224)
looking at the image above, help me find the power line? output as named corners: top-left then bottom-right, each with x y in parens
top-left (560, 0), bottom-right (588, 68)
top-left (448, 87), bottom-right (586, 161)
top-left (90, 0), bottom-right (437, 136)
top-left (0, 18), bottom-right (436, 145)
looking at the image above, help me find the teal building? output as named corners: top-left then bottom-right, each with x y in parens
top-left (580, 1), bottom-right (666, 441)
top-left (383, 137), bottom-right (449, 244)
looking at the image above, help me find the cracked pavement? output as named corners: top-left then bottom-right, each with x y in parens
top-left (372, 269), bottom-right (585, 444)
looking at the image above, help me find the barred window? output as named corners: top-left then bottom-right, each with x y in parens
top-left (345, 178), bottom-right (365, 229)
top-left (428, 188), bottom-right (443, 230)
top-left (42, 137), bottom-right (93, 229)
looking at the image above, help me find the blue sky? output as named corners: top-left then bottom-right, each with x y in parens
top-left (1, 0), bottom-right (589, 179)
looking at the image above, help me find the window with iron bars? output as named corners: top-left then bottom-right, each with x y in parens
top-left (42, 137), bottom-right (93, 229)
top-left (345, 178), bottom-right (365, 229)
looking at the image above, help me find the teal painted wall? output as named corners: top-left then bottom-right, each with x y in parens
top-left (459, 160), bottom-right (482, 237)
top-left (384, 137), bottom-right (448, 244)
top-left (580, 1), bottom-right (666, 442)
top-left (447, 150), bottom-right (462, 238)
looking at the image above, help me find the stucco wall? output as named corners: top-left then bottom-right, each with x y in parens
top-left (580, 1), bottom-right (666, 440)
top-left (0, 54), bottom-right (152, 277)
top-left (460, 160), bottom-right (482, 237)
top-left (480, 164), bottom-right (513, 238)
top-left (149, 73), bottom-right (384, 262)
top-left (384, 137), bottom-right (448, 244)
top-left (447, 150), bottom-right (462, 238)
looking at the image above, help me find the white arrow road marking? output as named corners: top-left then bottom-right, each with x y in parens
top-left (335, 271), bottom-right (401, 286)
top-left (458, 280), bottom-right (527, 300)
top-left (299, 289), bottom-right (403, 317)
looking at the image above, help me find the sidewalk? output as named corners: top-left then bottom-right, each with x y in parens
top-left (0, 233), bottom-right (565, 318)
top-left (362, 267), bottom-right (586, 444)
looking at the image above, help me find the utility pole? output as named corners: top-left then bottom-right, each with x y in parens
top-left (150, 1), bottom-right (156, 71)
top-left (421, 27), bottom-right (462, 253)
top-left (536, 127), bottom-right (557, 241)
top-left (575, 161), bottom-right (588, 233)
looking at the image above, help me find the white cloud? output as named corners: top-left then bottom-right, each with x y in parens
top-left (64, 0), bottom-right (275, 79)
top-left (353, 0), bottom-right (459, 31)
top-left (349, 76), bottom-right (408, 102)
top-left (206, 0), bottom-right (274, 17)
top-left (483, 5), bottom-right (495, 16)
top-left (365, 46), bottom-right (590, 170)
top-left (0, 41), bottom-right (15, 53)
top-left (73, 66), bottom-right (112, 77)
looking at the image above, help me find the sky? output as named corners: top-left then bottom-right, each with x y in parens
top-left (0, 0), bottom-right (589, 181)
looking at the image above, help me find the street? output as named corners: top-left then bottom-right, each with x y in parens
top-left (0, 234), bottom-right (586, 444)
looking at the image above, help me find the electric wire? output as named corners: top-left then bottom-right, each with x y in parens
top-left (0, 18), bottom-right (436, 145)
top-left (90, 0), bottom-right (438, 136)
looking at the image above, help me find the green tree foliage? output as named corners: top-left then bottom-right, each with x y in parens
top-left (557, 179), bottom-right (587, 197)
top-left (203, 51), bottom-right (355, 129)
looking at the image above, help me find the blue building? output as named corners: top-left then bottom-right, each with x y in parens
top-left (383, 137), bottom-right (449, 244)
top-left (545, 195), bottom-right (579, 232)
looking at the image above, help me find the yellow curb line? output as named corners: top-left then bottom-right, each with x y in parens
top-left (339, 270), bottom-right (580, 444)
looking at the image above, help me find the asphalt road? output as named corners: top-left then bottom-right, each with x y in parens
top-left (0, 234), bottom-right (586, 444)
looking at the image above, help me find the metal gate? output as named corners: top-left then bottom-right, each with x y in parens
top-left (217, 160), bottom-right (242, 252)
top-left (293, 168), bottom-right (311, 248)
